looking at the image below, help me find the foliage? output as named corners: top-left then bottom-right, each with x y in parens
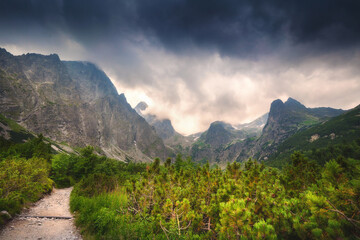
top-left (0, 134), bottom-right (53, 161)
top-left (0, 135), bottom-right (55, 226)
top-left (268, 138), bottom-right (360, 169)
top-left (50, 146), bottom-right (146, 188)
top-left (0, 157), bottom-right (53, 225)
top-left (70, 153), bottom-right (360, 239)
top-left (1, 124), bottom-right (358, 239)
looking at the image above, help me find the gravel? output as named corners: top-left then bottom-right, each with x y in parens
top-left (0, 188), bottom-right (82, 240)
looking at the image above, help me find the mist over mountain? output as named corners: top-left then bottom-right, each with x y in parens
top-left (135, 101), bottom-right (177, 140)
top-left (233, 113), bottom-right (269, 136)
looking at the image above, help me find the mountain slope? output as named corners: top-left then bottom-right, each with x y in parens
top-left (267, 104), bottom-right (360, 167)
top-left (189, 98), bottom-right (345, 166)
top-left (0, 113), bottom-right (34, 143)
top-left (191, 121), bottom-right (256, 165)
top-left (252, 98), bottom-right (344, 160)
top-left (0, 48), bottom-right (167, 162)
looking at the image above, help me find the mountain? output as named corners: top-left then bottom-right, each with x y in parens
top-left (190, 121), bottom-right (257, 165)
top-left (201, 121), bottom-right (246, 148)
top-left (267, 104), bottom-right (360, 167)
top-left (251, 97), bottom-right (345, 160)
top-left (135, 101), bottom-right (177, 140)
top-left (0, 48), bottom-right (168, 162)
top-left (189, 97), bottom-right (345, 166)
top-left (233, 113), bottom-right (268, 136)
top-left (135, 101), bottom-right (199, 155)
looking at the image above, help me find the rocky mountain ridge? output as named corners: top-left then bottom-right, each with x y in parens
top-left (189, 97), bottom-right (344, 166)
top-left (0, 47), bottom-right (349, 166)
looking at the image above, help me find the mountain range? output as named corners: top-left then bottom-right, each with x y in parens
top-left (1, 47), bottom-right (358, 167)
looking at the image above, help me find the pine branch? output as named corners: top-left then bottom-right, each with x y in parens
top-left (327, 200), bottom-right (360, 229)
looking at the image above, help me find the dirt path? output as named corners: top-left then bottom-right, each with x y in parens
top-left (0, 187), bottom-right (82, 240)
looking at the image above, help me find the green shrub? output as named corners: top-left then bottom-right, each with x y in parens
top-left (0, 157), bottom-right (53, 225)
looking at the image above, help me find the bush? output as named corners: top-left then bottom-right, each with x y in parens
top-left (0, 157), bottom-right (53, 225)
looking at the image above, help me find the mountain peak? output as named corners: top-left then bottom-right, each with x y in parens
top-left (24, 52), bottom-right (61, 62)
top-left (135, 101), bottom-right (148, 113)
top-left (284, 97), bottom-right (306, 109)
top-left (269, 99), bottom-right (285, 115)
top-left (0, 47), bottom-right (11, 57)
top-left (271, 99), bottom-right (284, 106)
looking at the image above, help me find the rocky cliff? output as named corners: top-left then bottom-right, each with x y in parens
top-left (0, 48), bottom-right (168, 162)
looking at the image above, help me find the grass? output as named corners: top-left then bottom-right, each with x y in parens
top-left (0, 157), bottom-right (53, 226)
top-left (70, 189), bottom-right (155, 239)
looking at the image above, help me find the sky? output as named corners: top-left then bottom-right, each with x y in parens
top-left (1, 0), bottom-right (360, 135)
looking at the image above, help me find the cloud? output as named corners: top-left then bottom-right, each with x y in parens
top-left (0, 0), bottom-right (360, 134)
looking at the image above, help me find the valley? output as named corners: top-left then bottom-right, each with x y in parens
top-left (0, 48), bottom-right (359, 239)
top-left (1, 1), bottom-right (360, 239)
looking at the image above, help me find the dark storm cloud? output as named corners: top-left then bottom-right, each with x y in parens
top-left (135, 0), bottom-right (360, 56)
top-left (1, 0), bottom-right (360, 57)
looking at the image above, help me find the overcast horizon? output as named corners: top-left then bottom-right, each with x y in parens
top-left (1, 0), bottom-right (360, 135)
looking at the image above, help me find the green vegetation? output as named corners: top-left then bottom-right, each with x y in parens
top-left (0, 136), bottom-right (53, 225)
top-left (0, 132), bottom-right (359, 239)
top-left (1, 106), bottom-right (359, 239)
top-left (268, 106), bottom-right (360, 168)
top-left (0, 114), bottom-right (34, 143)
top-left (51, 146), bottom-right (146, 188)
top-left (268, 139), bottom-right (360, 168)
top-left (0, 114), bottom-right (26, 133)
top-left (0, 134), bottom-right (52, 161)
top-left (69, 151), bottom-right (359, 239)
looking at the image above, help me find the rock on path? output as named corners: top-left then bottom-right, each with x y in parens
top-left (0, 187), bottom-right (82, 240)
